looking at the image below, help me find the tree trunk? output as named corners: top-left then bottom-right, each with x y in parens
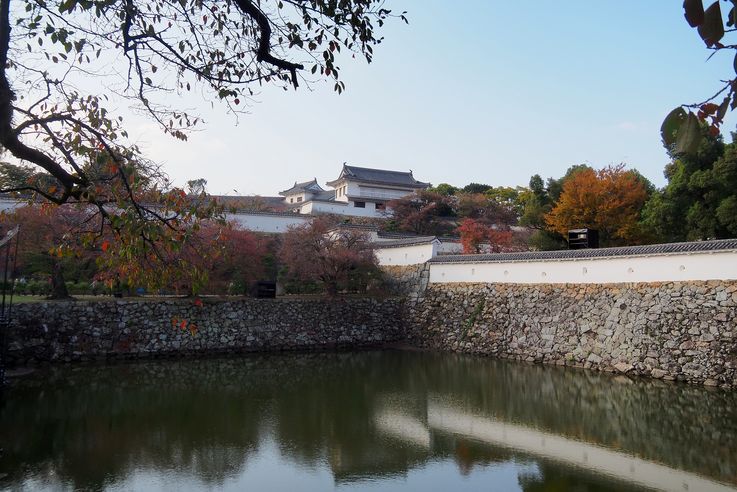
top-left (48, 260), bottom-right (70, 300)
top-left (325, 279), bottom-right (338, 297)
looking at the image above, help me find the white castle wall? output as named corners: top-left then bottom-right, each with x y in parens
top-left (428, 249), bottom-right (737, 284)
top-left (374, 242), bottom-right (438, 266)
top-left (228, 212), bottom-right (310, 233)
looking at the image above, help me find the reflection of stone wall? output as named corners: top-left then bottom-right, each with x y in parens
top-left (6, 298), bottom-right (403, 366)
top-left (407, 281), bottom-right (737, 387)
top-left (3, 351), bottom-right (736, 489)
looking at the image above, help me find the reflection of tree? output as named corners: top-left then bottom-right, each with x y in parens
top-left (405, 351), bottom-right (737, 482)
top-left (449, 437), bottom-right (513, 476)
top-left (1, 350), bottom-right (736, 490)
top-left (518, 462), bottom-right (642, 492)
top-left (0, 360), bottom-right (267, 489)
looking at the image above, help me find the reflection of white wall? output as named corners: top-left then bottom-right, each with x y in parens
top-left (375, 242), bottom-right (438, 266)
top-left (427, 401), bottom-right (736, 492)
top-left (374, 409), bottom-right (431, 448)
top-left (229, 212), bottom-right (309, 233)
top-left (429, 250), bottom-right (737, 284)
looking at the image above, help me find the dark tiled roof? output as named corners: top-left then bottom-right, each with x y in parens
top-left (228, 210), bottom-right (306, 218)
top-left (328, 223), bottom-right (379, 232)
top-left (279, 178), bottom-right (324, 196)
top-left (373, 236), bottom-right (439, 248)
top-left (377, 231), bottom-right (422, 240)
top-left (377, 231), bottom-right (460, 241)
top-left (213, 195), bottom-right (286, 211)
top-left (428, 239), bottom-right (737, 264)
top-left (312, 190), bottom-right (337, 202)
top-left (327, 164), bottom-right (430, 188)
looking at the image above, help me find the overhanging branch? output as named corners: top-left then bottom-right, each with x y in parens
top-left (233, 0), bottom-right (304, 88)
top-left (0, 0), bottom-right (82, 193)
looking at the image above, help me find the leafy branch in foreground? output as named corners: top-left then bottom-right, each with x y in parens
top-left (663, 0), bottom-right (737, 154)
top-left (0, 0), bottom-right (404, 289)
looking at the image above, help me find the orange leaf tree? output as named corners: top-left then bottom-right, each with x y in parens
top-left (544, 165), bottom-right (649, 247)
top-left (457, 218), bottom-right (514, 254)
top-left (457, 218), bottom-right (488, 254)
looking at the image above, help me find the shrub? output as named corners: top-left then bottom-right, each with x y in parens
top-left (278, 219), bottom-right (381, 296)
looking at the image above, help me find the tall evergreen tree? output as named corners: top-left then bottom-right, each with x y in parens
top-left (643, 128), bottom-right (737, 241)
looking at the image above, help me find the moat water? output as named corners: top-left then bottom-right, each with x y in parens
top-left (1, 350), bottom-right (736, 491)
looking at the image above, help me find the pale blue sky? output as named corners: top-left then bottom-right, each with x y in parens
top-left (129, 1), bottom-right (736, 195)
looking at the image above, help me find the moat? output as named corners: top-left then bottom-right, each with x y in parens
top-left (1, 350), bottom-right (736, 491)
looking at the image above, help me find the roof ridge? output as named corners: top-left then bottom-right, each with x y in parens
top-left (428, 238), bottom-right (737, 264)
top-left (344, 164), bottom-right (413, 175)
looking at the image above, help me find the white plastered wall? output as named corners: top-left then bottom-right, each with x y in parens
top-left (429, 250), bottom-right (737, 284)
top-left (375, 242), bottom-right (438, 266)
top-left (308, 200), bottom-right (381, 218)
top-left (229, 212), bottom-right (310, 233)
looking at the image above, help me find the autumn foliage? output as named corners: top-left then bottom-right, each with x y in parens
top-left (2, 203), bottom-right (269, 297)
top-left (386, 191), bottom-right (455, 236)
top-left (457, 218), bottom-right (513, 254)
top-left (95, 218), bottom-right (270, 295)
top-left (1, 204), bottom-right (91, 298)
top-left (544, 165), bottom-right (649, 246)
top-left (278, 219), bottom-right (380, 296)
top-left (457, 219), bottom-right (487, 254)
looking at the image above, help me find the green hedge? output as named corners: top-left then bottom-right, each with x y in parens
top-left (10, 281), bottom-right (113, 296)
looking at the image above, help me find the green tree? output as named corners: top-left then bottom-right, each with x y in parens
top-left (0, 162), bottom-right (56, 193)
top-left (462, 183), bottom-right (492, 194)
top-left (484, 186), bottom-right (526, 219)
top-left (429, 183), bottom-right (459, 196)
top-left (643, 128), bottom-right (737, 241)
top-left (519, 168), bottom-right (593, 251)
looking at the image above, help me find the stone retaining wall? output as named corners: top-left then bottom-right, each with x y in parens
top-left (5, 297), bottom-right (403, 366)
top-left (406, 281), bottom-right (737, 387)
top-left (380, 264), bottom-right (429, 299)
top-left (6, 280), bottom-right (737, 388)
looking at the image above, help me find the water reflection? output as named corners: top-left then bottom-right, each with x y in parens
top-left (1, 350), bottom-right (735, 491)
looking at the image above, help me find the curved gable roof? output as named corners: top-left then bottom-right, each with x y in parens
top-left (326, 164), bottom-right (430, 189)
top-left (279, 178), bottom-right (325, 196)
